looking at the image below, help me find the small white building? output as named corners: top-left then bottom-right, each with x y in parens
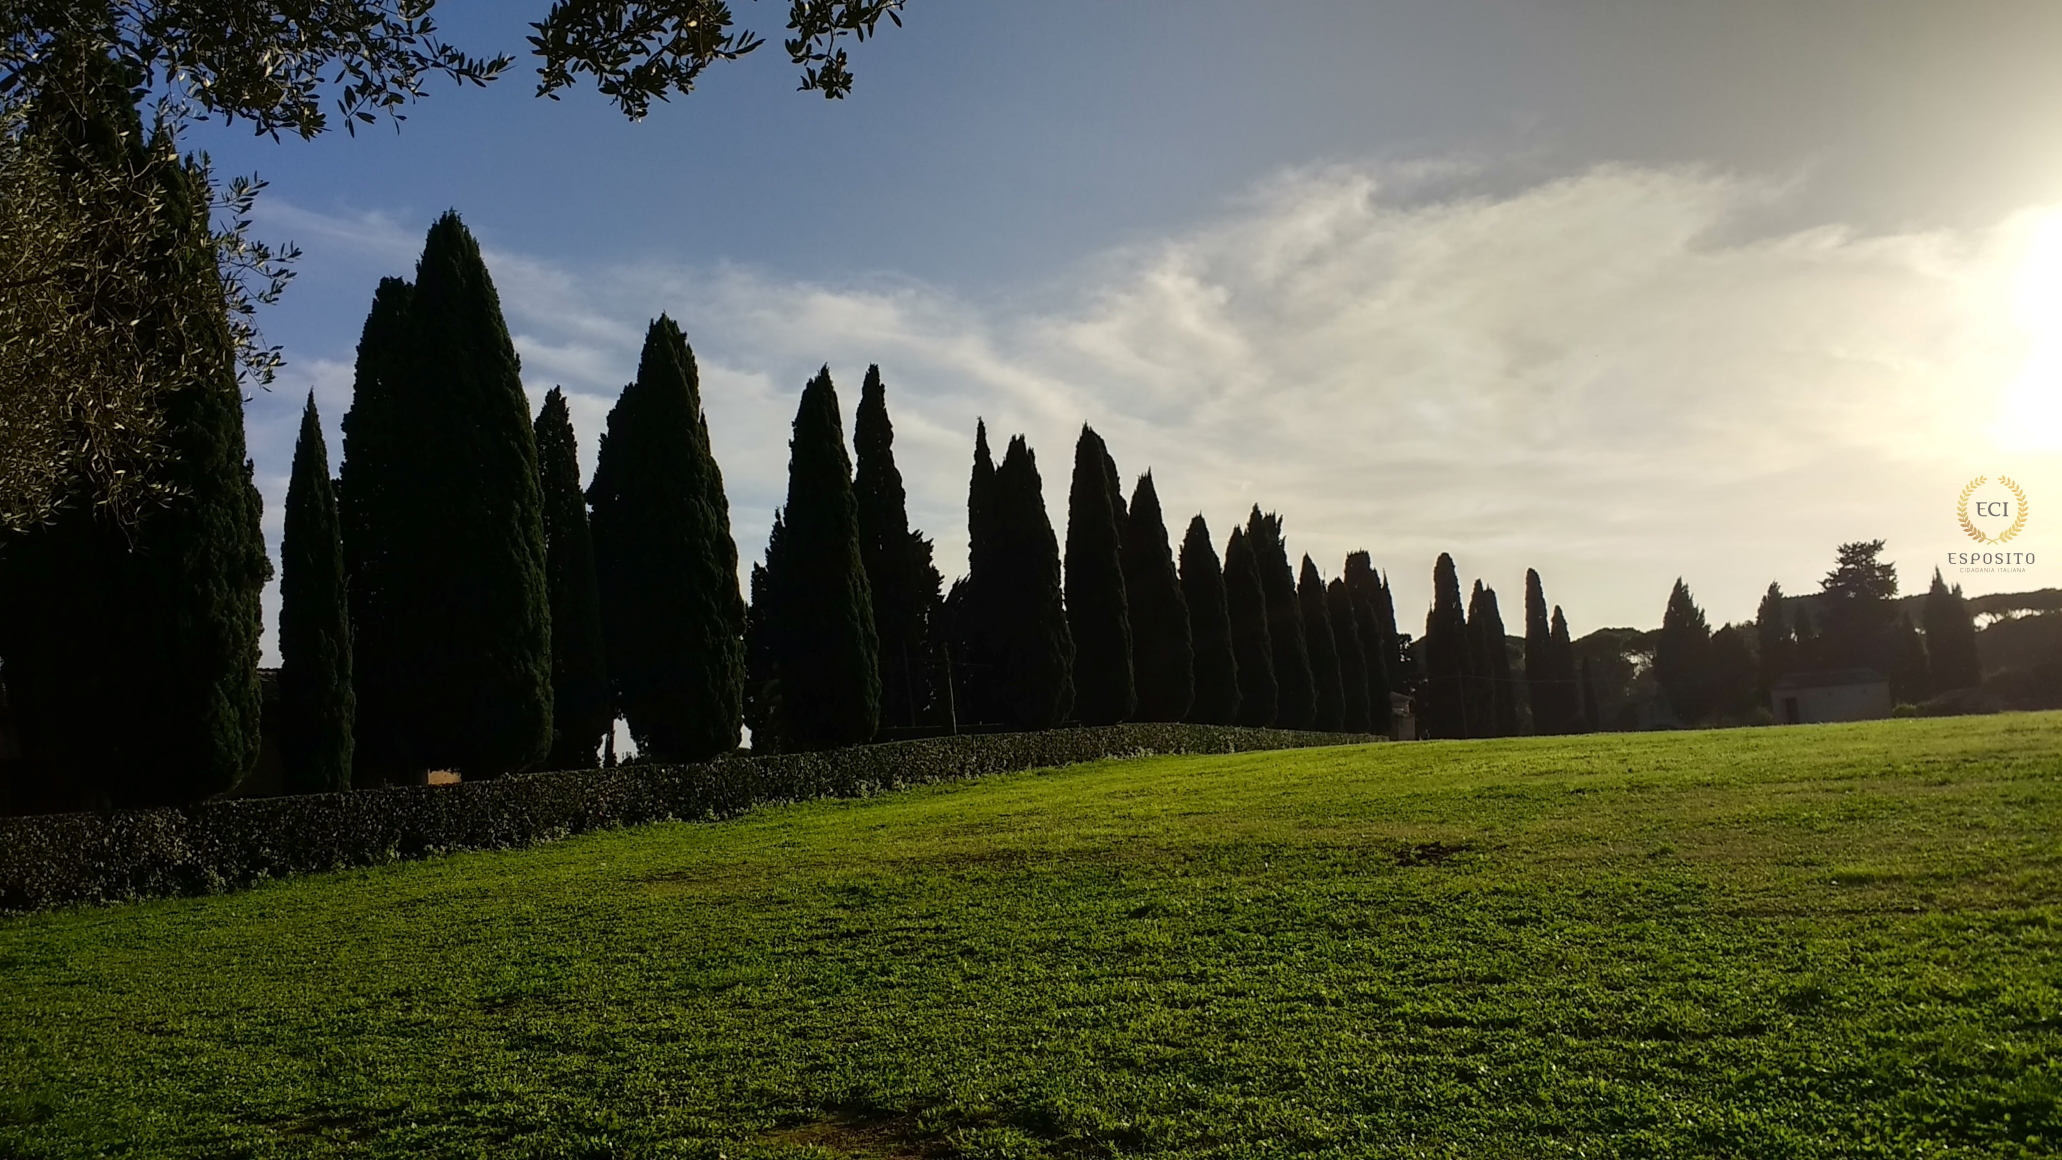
top-left (1771, 668), bottom-right (1892, 724)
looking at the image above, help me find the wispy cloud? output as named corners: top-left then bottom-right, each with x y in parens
top-left (242, 163), bottom-right (2057, 661)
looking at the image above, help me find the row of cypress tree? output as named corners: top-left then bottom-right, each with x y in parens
top-left (1415, 554), bottom-right (1592, 740)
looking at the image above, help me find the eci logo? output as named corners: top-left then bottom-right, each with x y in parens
top-left (1949, 475), bottom-right (2034, 570)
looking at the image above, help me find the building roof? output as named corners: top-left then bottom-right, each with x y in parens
top-left (1772, 667), bottom-right (1887, 691)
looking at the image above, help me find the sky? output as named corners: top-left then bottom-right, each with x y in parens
top-left (176, 1), bottom-right (2062, 662)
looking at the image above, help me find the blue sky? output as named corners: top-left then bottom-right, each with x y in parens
top-left (178, 1), bottom-right (2062, 660)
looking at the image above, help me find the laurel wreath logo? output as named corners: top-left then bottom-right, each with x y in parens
top-left (1959, 475), bottom-right (2030, 544)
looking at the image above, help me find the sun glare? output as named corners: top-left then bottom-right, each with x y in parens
top-left (1996, 210), bottom-right (2062, 450)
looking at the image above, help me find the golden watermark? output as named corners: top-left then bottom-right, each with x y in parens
top-left (1958, 475), bottom-right (2028, 545)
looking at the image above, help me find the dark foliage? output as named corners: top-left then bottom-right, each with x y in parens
top-left (1420, 554), bottom-right (1471, 740)
top-left (1548, 607), bottom-right (1577, 731)
top-left (1298, 558), bottom-right (1345, 731)
top-left (991, 436), bottom-right (1074, 728)
top-left (1122, 475), bottom-right (1193, 723)
top-left (949, 422), bottom-right (1003, 725)
top-left (1889, 615), bottom-right (1930, 705)
top-left (1343, 552), bottom-right (1393, 738)
top-left (1755, 582), bottom-right (1794, 700)
top-left (1327, 578), bottom-right (1372, 733)
top-left (766, 368), bottom-right (880, 750)
top-left (535, 387), bottom-right (611, 769)
top-left (1707, 624), bottom-right (1758, 720)
top-left (1179, 515), bottom-right (1237, 725)
top-left (1818, 539), bottom-right (1899, 670)
top-left (1247, 508), bottom-right (1314, 730)
top-left (1523, 569), bottom-right (1561, 734)
top-left (1064, 426), bottom-right (1134, 725)
top-left (1923, 569), bottom-right (1982, 691)
top-left (0, 63), bottom-right (268, 811)
top-left (853, 366), bottom-right (940, 731)
top-left (279, 394), bottom-right (353, 794)
top-left (1468, 583), bottom-right (1519, 737)
top-left (743, 514), bottom-right (786, 748)
top-left (338, 275), bottom-right (414, 786)
top-left (1655, 578), bottom-right (1713, 725)
top-left (1222, 527), bottom-right (1276, 727)
top-left (588, 316), bottom-right (745, 762)
top-left (1579, 656), bottom-right (1600, 732)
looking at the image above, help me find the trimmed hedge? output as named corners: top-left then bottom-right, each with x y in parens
top-left (0, 724), bottom-right (1375, 913)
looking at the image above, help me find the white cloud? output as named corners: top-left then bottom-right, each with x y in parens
top-left (243, 163), bottom-right (2061, 662)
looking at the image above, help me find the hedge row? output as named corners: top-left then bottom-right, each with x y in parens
top-left (0, 724), bottom-right (1376, 913)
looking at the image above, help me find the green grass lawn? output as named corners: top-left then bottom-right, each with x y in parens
top-left (2, 716), bottom-right (2059, 1159)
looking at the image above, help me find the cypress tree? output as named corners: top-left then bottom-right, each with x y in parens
top-left (743, 513), bottom-right (786, 749)
top-left (950, 421), bottom-right (1003, 724)
top-left (342, 213), bottom-right (552, 780)
top-left (1469, 583), bottom-right (1518, 737)
top-left (1523, 569), bottom-right (1558, 734)
top-left (1065, 425), bottom-right (1134, 724)
top-left (588, 317), bottom-right (746, 762)
top-left (1655, 579), bottom-right (1713, 726)
top-left (339, 276), bottom-right (415, 786)
top-left (853, 366), bottom-right (940, 731)
top-left (1120, 474), bottom-right (1193, 722)
top-left (1548, 606), bottom-right (1577, 731)
top-left (1343, 552), bottom-right (1393, 737)
top-left (278, 394), bottom-right (354, 794)
top-left (1922, 569), bottom-right (1982, 690)
top-left (1180, 515), bottom-right (1238, 725)
top-left (1422, 554), bottom-right (1471, 739)
top-left (991, 435), bottom-right (1074, 728)
top-left (1298, 556), bottom-right (1345, 731)
top-left (1223, 526), bottom-right (1276, 727)
top-left (767, 368), bottom-right (880, 749)
top-left (534, 387), bottom-right (611, 769)
top-left (1327, 578), bottom-right (1372, 733)
top-left (0, 58), bottom-right (269, 809)
top-left (1248, 508), bottom-right (1315, 730)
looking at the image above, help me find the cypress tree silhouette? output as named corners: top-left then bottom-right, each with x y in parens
top-left (339, 276), bottom-right (415, 786)
top-left (743, 513), bottom-right (786, 749)
top-left (1922, 569), bottom-right (1982, 691)
top-left (766, 368), bottom-right (880, 750)
top-left (588, 317), bottom-right (745, 762)
top-left (1327, 578), bottom-right (1372, 733)
top-left (1121, 474), bottom-right (1193, 722)
top-left (1468, 583), bottom-right (1518, 737)
top-left (1548, 606), bottom-right (1577, 733)
top-left (1065, 425), bottom-right (1134, 724)
top-left (279, 394), bottom-right (354, 794)
top-left (1422, 553), bottom-right (1470, 739)
top-left (853, 366), bottom-right (941, 731)
top-left (534, 387), bottom-right (611, 769)
top-left (1523, 568), bottom-right (1558, 734)
top-left (950, 421), bottom-right (1004, 724)
top-left (342, 213), bottom-right (552, 781)
top-left (1343, 552), bottom-right (1392, 737)
top-left (1180, 515), bottom-right (1238, 725)
top-left (992, 435), bottom-right (1074, 728)
top-left (1371, 571), bottom-right (1400, 736)
top-left (1655, 578), bottom-right (1714, 725)
top-left (1298, 557), bottom-right (1345, 731)
top-left (1223, 526), bottom-right (1276, 727)
top-left (1247, 508), bottom-right (1314, 730)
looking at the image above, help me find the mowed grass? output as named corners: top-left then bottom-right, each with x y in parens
top-left (3, 717), bottom-right (2061, 1159)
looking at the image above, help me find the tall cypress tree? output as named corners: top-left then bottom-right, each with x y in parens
top-left (853, 366), bottom-right (940, 731)
top-left (1223, 526), bottom-right (1276, 727)
top-left (1422, 553), bottom-right (1470, 739)
top-left (1248, 508), bottom-right (1314, 730)
top-left (950, 421), bottom-right (1004, 725)
top-left (1655, 579), bottom-right (1713, 726)
top-left (1065, 425), bottom-right (1134, 724)
top-left (339, 276), bottom-right (415, 786)
top-left (744, 513), bottom-right (787, 749)
top-left (1922, 569), bottom-right (1982, 691)
top-left (535, 387), bottom-right (611, 769)
top-left (1180, 515), bottom-right (1238, 725)
top-left (1523, 568), bottom-right (1557, 734)
top-left (992, 435), bottom-right (1074, 728)
top-left (1548, 606), bottom-right (1577, 732)
top-left (1121, 473), bottom-right (1193, 723)
top-left (1298, 557), bottom-right (1345, 731)
top-left (0, 56), bottom-right (269, 809)
top-left (588, 316), bottom-right (745, 762)
top-left (279, 394), bottom-right (354, 794)
top-left (1468, 583), bottom-right (1518, 737)
top-left (1327, 578), bottom-right (1372, 733)
top-left (1343, 552), bottom-right (1393, 737)
top-left (766, 368), bottom-right (880, 749)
